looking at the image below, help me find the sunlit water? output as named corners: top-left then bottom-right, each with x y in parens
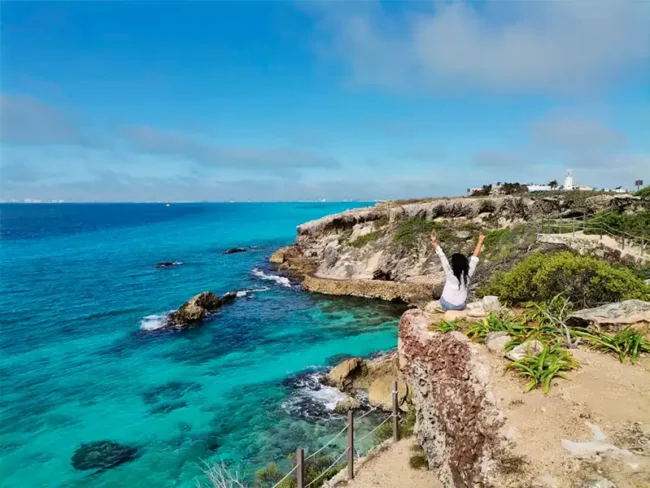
top-left (0, 203), bottom-right (406, 487)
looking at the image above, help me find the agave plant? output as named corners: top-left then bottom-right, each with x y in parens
top-left (434, 320), bottom-right (460, 333)
top-left (571, 327), bottom-right (650, 363)
top-left (505, 342), bottom-right (579, 394)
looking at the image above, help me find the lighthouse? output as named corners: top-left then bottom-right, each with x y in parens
top-left (564, 169), bottom-right (574, 190)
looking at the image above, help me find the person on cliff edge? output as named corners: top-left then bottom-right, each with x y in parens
top-left (430, 232), bottom-right (486, 311)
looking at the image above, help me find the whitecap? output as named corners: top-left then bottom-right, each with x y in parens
top-left (252, 268), bottom-right (292, 288)
top-left (140, 311), bottom-right (174, 331)
top-left (236, 287), bottom-right (270, 298)
top-left (281, 370), bottom-right (347, 421)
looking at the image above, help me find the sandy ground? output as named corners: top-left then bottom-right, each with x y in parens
top-left (340, 439), bottom-right (441, 488)
top-left (485, 346), bottom-right (650, 487)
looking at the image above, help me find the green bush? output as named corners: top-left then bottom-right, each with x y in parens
top-left (349, 230), bottom-right (381, 248)
top-left (254, 453), bottom-right (342, 488)
top-left (374, 409), bottom-right (416, 443)
top-left (586, 210), bottom-right (650, 238)
top-left (393, 217), bottom-right (437, 249)
top-left (408, 453), bottom-right (429, 470)
top-left (485, 251), bottom-right (650, 307)
top-left (635, 185), bottom-right (650, 198)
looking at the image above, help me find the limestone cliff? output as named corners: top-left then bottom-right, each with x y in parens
top-left (398, 308), bottom-right (650, 488)
top-left (274, 194), bottom-right (638, 302)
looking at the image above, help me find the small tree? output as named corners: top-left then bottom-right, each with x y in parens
top-left (548, 180), bottom-right (558, 189)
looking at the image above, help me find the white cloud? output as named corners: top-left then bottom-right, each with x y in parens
top-left (309, 0), bottom-right (650, 94)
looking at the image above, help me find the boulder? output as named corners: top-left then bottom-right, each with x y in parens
top-left (270, 245), bottom-right (300, 264)
top-left (368, 377), bottom-right (408, 411)
top-left (327, 357), bottom-right (364, 389)
top-left (485, 332), bottom-right (512, 354)
top-left (481, 296), bottom-right (502, 313)
top-left (455, 230), bottom-right (472, 240)
top-left (424, 300), bottom-right (443, 314)
top-left (506, 340), bottom-right (544, 361)
top-left (566, 300), bottom-right (650, 333)
top-left (334, 396), bottom-right (361, 413)
top-left (223, 247), bottom-right (247, 255)
top-left (71, 440), bottom-right (139, 471)
top-left (443, 310), bottom-right (469, 322)
top-left (167, 291), bottom-right (236, 328)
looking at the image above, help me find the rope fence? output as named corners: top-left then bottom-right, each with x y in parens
top-left (270, 381), bottom-right (403, 488)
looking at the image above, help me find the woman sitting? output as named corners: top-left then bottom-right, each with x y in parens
top-left (430, 231), bottom-right (486, 311)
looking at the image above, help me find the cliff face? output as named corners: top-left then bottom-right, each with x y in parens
top-left (398, 309), bottom-right (506, 487)
top-left (398, 308), bottom-right (650, 488)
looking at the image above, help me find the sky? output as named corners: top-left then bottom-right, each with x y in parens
top-left (0, 0), bottom-right (649, 202)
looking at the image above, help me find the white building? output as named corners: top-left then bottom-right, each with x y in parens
top-left (563, 170), bottom-right (574, 190)
top-left (527, 184), bottom-right (552, 193)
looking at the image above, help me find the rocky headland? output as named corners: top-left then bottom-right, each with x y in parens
top-left (276, 192), bottom-right (650, 488)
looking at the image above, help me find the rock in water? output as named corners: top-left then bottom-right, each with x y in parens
top-left (168, 291), bottom-right (236, 328)
top-left (223, 247), bottom-right (247, 255)
top-left (71, 440), bottom-right (139, 471)
top-left (156, 261), bottom-right (179, 268)
top-left (566, 300), bottom-right (650, 333)
top-left (326, 357), bottom-right (364, 389)
top-left (334, 396), bottom-right (361, 413)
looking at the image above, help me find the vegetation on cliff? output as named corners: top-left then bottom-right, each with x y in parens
top-left (635, 185), bottom-right (650, 198)
top-left (483, 251), bottom-right (650, 307)
top-left (586, 208), bottom-right (650, 237)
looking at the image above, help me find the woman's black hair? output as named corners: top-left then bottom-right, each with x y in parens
top-left (450, 253), bottom-right (470, 289)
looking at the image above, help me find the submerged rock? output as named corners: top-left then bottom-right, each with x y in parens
top-left (156, 261), bottom-right (182, 269)
top-left (167, 291), bottom-right (237, 328)
top-left (223, 247), bottom-right (247, 255)
top-left (71, 440), bottom-right (139, 471)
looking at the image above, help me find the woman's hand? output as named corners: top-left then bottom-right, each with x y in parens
top-left (478, 233), bottom-right (487, 243)
top-left (430, 232), bottom-right (439, 247)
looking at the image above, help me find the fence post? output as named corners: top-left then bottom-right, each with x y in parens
top-left (297, 448), bottom-right (304, 488)
top-left (622, 236), bottom-right (625, 250)
top-left (347, 411), bottom-right (354, 480)
top-left (392, 380), bottom-right (400, 442)
top-left (572, 219), bottom-right (575, 236)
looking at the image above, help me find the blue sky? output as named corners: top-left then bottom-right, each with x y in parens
top-left (1, 0), bottom-right (648, 201)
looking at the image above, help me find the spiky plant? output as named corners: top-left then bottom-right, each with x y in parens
top-left (505, 342), bottom-right (578, 393)
top-left (571, 327), bottom-right (650, 363)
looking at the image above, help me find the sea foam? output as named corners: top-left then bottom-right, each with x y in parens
top-left (252, 268), bottom-right (292, 288)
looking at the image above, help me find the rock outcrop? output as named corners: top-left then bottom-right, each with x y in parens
top-left (223, 247), bottom-right (247, 254)
top-left (167, 291), bottom-right (236, 328)
top-left (567, 300), bottom-right (650, 335)
top-left (71, 440), bottom-right (140, 471)
top-left (156, 261), bottom-right (182, 268)
top-left (398, 307), bottom-right (650, 488)
top-left (326, 352), bottom-right (410, 412)
top-left (398, 309), bottom-right (505, 487)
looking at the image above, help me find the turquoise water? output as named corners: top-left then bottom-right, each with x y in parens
top-left (0, 203), bottom-right (405, 487)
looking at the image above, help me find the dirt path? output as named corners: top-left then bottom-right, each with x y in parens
top-left (340, 439), bottom-right (441, 488)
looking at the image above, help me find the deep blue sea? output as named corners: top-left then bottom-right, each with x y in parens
top-left (0, 203), bottom-right (405, 488)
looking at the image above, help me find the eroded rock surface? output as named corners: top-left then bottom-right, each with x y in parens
top-left (567, 300), bottom-right (650, 334)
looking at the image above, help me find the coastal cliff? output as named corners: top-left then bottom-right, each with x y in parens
top-left (272, 193), bottom-right (642, 303)
top-left (398, 308), bottom-right (650, 488)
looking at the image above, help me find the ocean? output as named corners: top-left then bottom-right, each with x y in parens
top-left (0, 203), bottom-right (406, 487)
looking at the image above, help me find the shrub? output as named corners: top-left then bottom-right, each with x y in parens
top-left (485, 251), bottom-right (650, 307)
top-left (409, 453), bottom-right (429, 470)
top-left (254, 453), bottom-right (342, 488)
top-left (374, 409), bottom-right (416, 443)
top-left (635, 185), bottom-right (650, 198)
top-left (393, 217), bottom-right (437, 249)
top-left (349, 230), bottom-right (381, 248)
top-left (433, 320), bottom-right (460, 333)
top-left (254, 462), bottom-right (285, 487)
top-left (586, 210), bottom-right (650, 238)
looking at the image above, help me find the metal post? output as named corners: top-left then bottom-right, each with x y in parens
top-left (392, 380), bottom-right (400, 442)
top-left (347, 411), bottom-right (354, 480)
top-left (297, 448), bottom-right (304, 488)
top-left (622, 237), bottom-right (625, 250)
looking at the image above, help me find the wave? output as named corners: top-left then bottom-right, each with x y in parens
top-left (236, 287), bottom-right (270, 298)
top-left (281, 370), bottom-right (347, 421)
top-left (252, 268), bottom-right (292, 288)
top-left (140, 311), bottom-right (174, 331)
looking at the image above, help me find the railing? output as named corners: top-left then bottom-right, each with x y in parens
top-left (537, 214), bottom-right (649, 260)
top-left (270, 381), bottom-right (402, 488)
